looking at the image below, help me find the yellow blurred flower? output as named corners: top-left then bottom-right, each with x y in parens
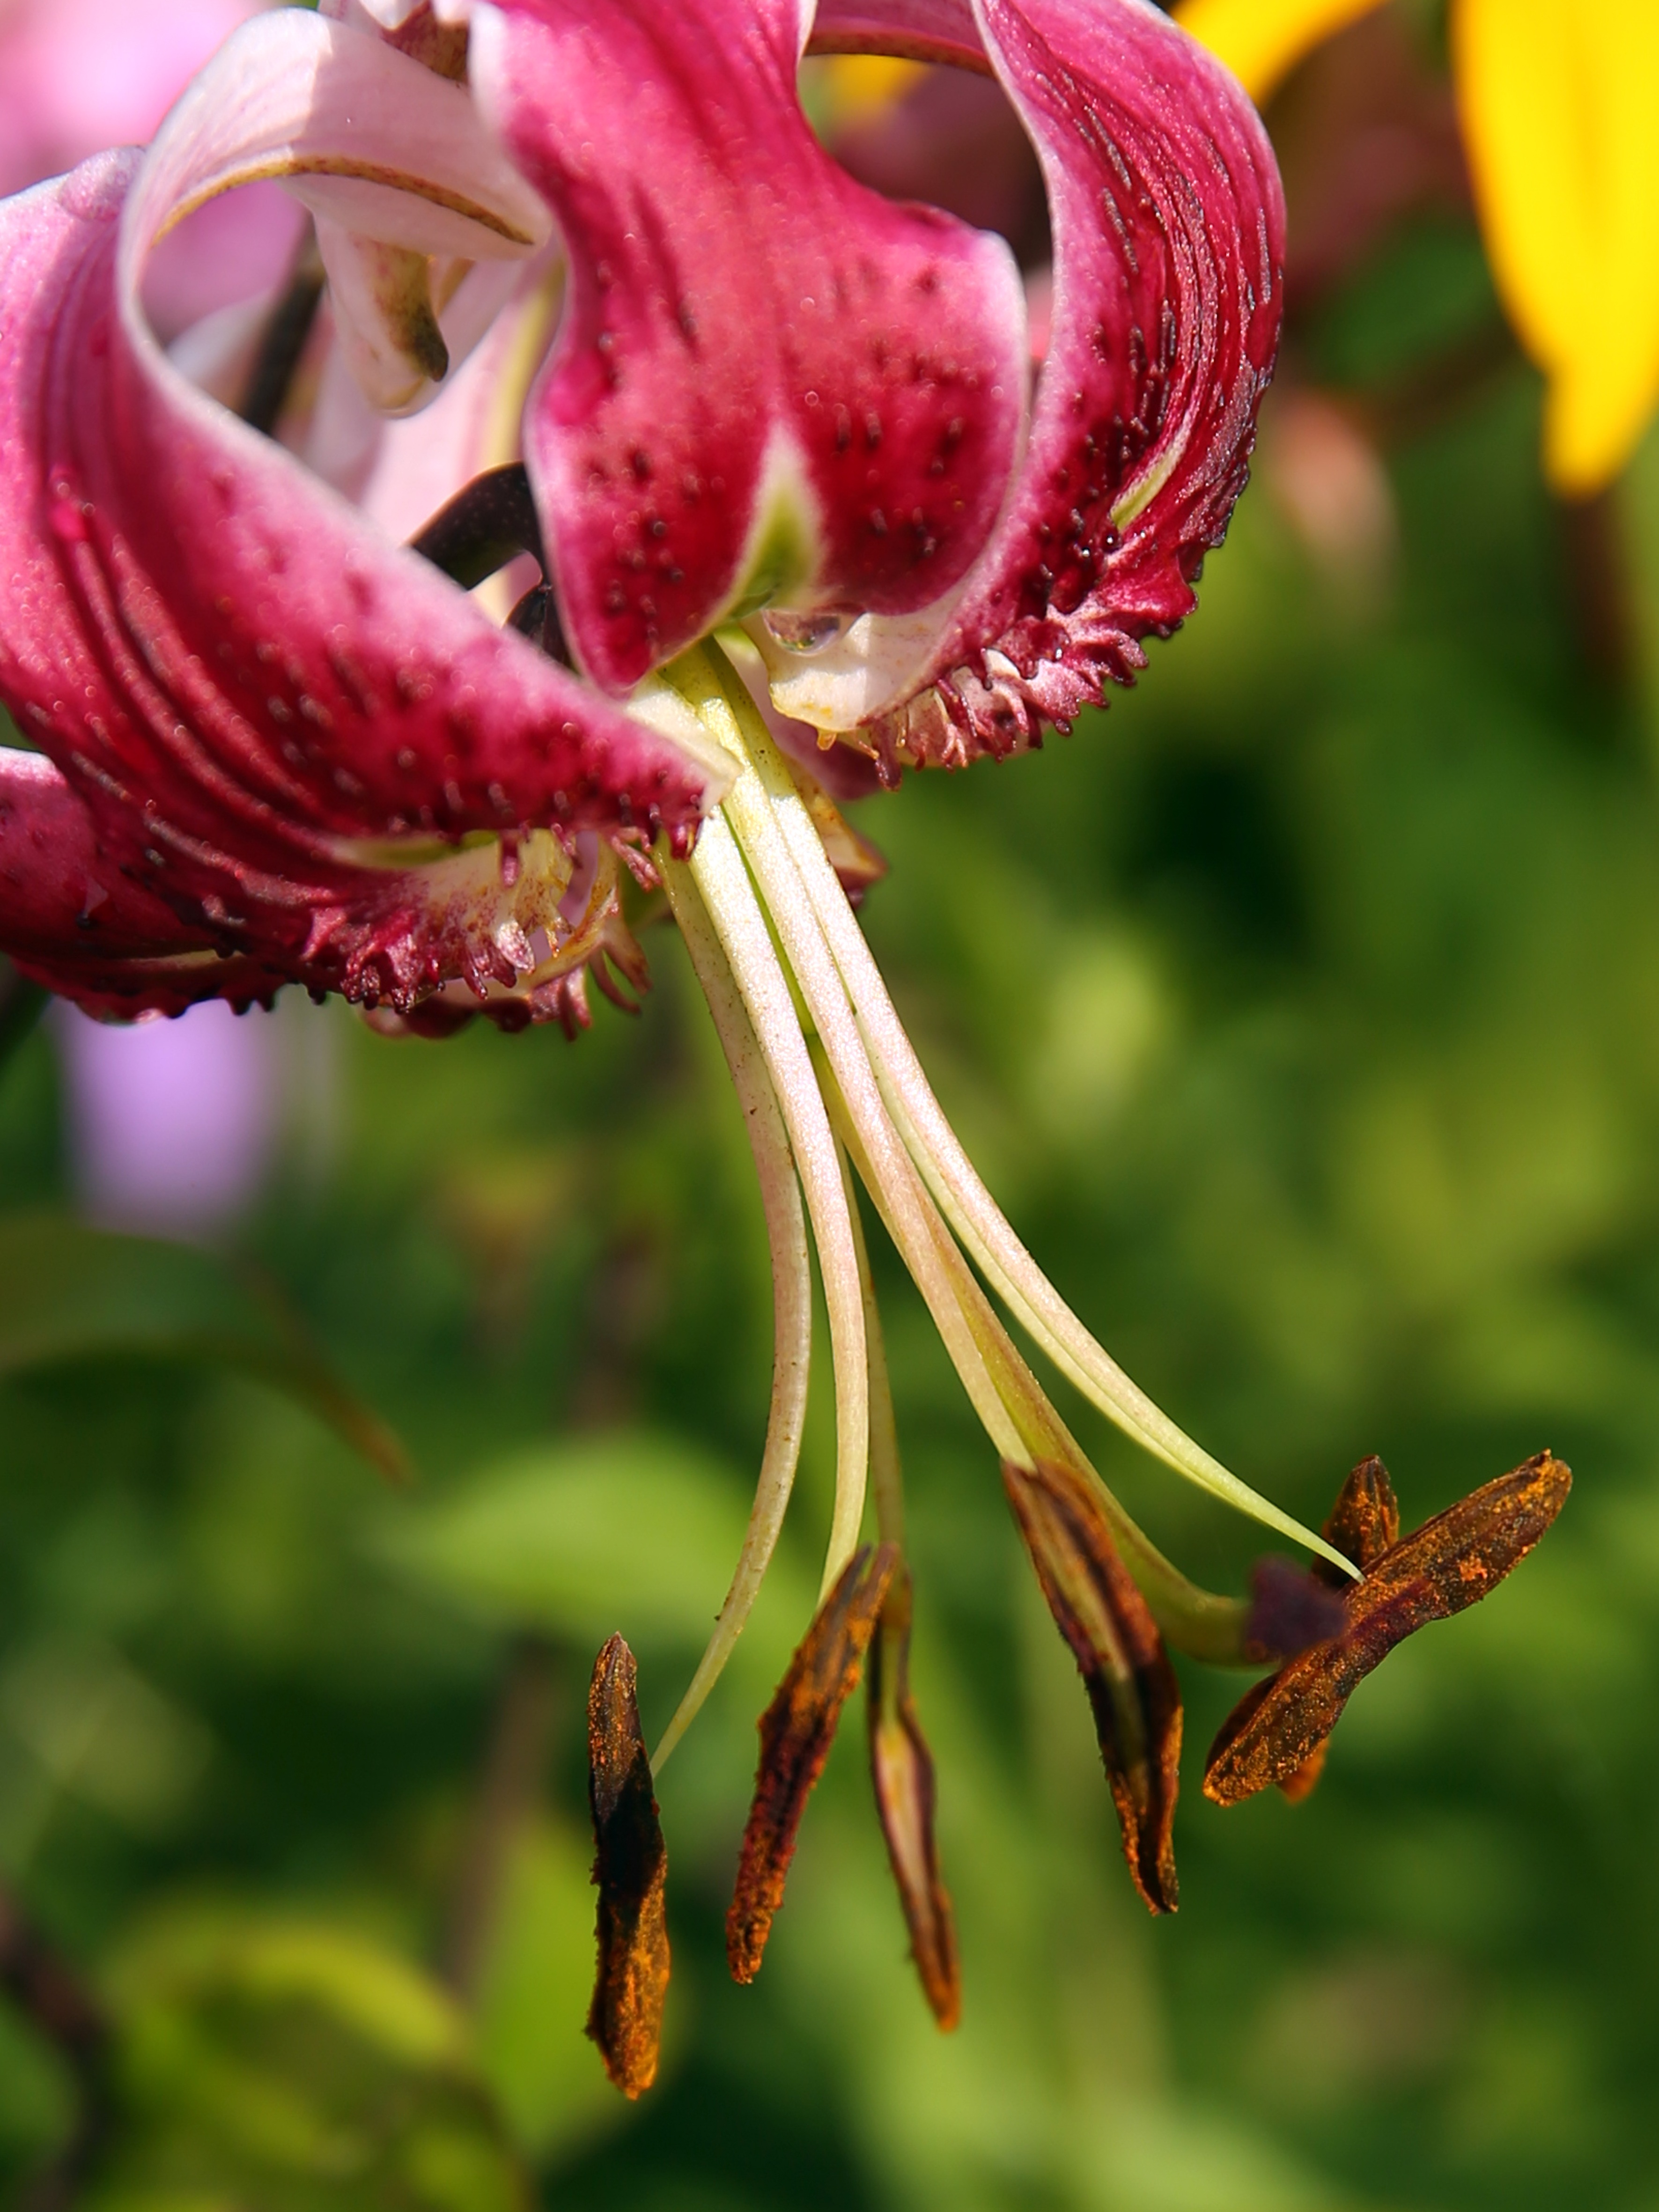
top-left (1176, 0), bottom-right (1659, 496)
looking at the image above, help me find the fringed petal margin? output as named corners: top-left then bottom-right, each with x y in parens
top-left (768, 0), bottom-right (1285, 777)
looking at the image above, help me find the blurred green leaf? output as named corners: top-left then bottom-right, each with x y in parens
top-left (94, 1903), bottom-right (526, 2212)
top-left (383, 1429), bottom-right (764, 1645)
top-left (0, 1214), bottom-right (404, 1479)
top-left (473, 1817), bottom-right (623, 2160)
top-left (0, 965), bottom-right (46, 1074)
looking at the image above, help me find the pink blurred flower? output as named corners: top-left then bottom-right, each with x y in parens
top-left (55, 998), bottom-right (280, 1237)
top-left (0, 0), bottom-right (265, 194)
top-left (0, 0), bottom-right (293, 1232)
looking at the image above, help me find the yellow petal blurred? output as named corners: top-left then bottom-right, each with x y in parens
top-left (1455, 0), bottom-right (1659, 493)
top-left (1174, 0), bottom-right (1387, 105)
top-left (819, 53), bottom-right (926, 127)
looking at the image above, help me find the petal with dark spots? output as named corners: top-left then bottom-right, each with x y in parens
top-left (768, 0), bottom-right (1285, 774)
top-left (0, 16), bottom-right (725, 1016)
top-left (868, 1568), bottom-right (960, 2030)
top-left (585, 1634), bottom-right (670, 2100)
top-left (728, 1543), bottom-right (900, 1983)
top-left (470, 0), bottom-right (1026, 692)
top-left (1204, 1452), bottom-right (1572, 1807)
top-left (1002, 1458), bottom-right (1181, 1915)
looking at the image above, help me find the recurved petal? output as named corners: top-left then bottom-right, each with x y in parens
top-left (468, 0), bottom-right (1027, 693)
top-left (0, 14), bottom-right (727, 1015)
top-left (728, 1544), bottom-right (899, 1983)
top-left (763, 0), bottom-right (1285, 773)
top-left (586, 1635), bottom-right (671, 2100)
top-left (867, 1571), bottom-right (960, 2029)
top-left (0, 747), bottom-right (288, 1017)
top-left (1002, 1458), bottom-right (1181, 1915)
top-left (1204, 1451), bottom-right (1572, 1806)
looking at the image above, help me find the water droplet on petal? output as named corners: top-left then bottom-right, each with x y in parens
top-left (762, 609), bottom-right (852, 656)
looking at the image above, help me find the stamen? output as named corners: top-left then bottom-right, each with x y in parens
top-left (678, 806), bottom-right (872, 1599)
top-left (585, 1635), bottom-right (671, 2098)
top-left (651, 865), bottom-right (813, 1772)
top-left (663, 648), bottom-right (1025, 1470)
top-left (728, 1543), bottom-right (899, 1983)
top-left (726, 681), bottom-right (1354, 1578)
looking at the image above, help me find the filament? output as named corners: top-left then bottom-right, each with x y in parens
top-left (683, 799), bottom-right (871, 1600)
top-left (652, 861), bottom-right (813, 1771)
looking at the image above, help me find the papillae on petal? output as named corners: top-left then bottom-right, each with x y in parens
top-left (728, 1544), bottom-right (899, 1983)
top-left (0, 12), bottom-right (727, 1017)
top-left (868, 1567), bottom-right (960, 2029)
top-left (1002, 1458), bottom-right (1181, 1915)
top-left (469, 0), bottom-right (1027, 693)
top-left (586, 1634), bottom-right (671, 2100)
top-left (766, 0), bottom-right (1285, 775)
top-left (1204, 1452), bottom-right (1572, 1807)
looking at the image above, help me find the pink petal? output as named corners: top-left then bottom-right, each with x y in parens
top-left (0, 13), bottom-right (727, 1015)
top-left (0, 749), bottom-right (289, 1017)
top-left (772, 0), bottom-right (1284, 772)
top-left (469, 0), bottom-right (1028, 693)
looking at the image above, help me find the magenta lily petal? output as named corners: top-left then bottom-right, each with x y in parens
top-left (0, 749), bottom-right (288, 1017)
top-left (767, 0), bottom-right (1284, 773)
top-left (0, 12), bottom-right (729, 1015)
top-left (468, 0), bottom-right (1028, 694)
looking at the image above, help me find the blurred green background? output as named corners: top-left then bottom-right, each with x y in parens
top-left (4, 12), bottom-right (1659, 2212)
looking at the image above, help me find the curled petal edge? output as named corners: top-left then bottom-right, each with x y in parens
top-left (0, 12), bottom-right (728, 1018)
top-left (765, 0), bottom-right (1285, 776)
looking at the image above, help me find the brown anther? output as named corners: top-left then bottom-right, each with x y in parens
top-left (867, 1568), bottom-right (960, 2030)
top-left (585, 1635), bottom-right (670, 2098)
top-left (728, 1544), bottom-right (899, 1983)
top-left (1316, 1452), bottom-right (1401, 1583)
top-left (1002, 1459), bottom-right (1181, 1915)
top-left (1205, 1451), bottom-right (1571, 1808)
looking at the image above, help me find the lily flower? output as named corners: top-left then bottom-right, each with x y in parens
top-left (0, 0), bottom-right (1566, 2079)
top-left (1176, 0), bottom-right (1659, 495)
